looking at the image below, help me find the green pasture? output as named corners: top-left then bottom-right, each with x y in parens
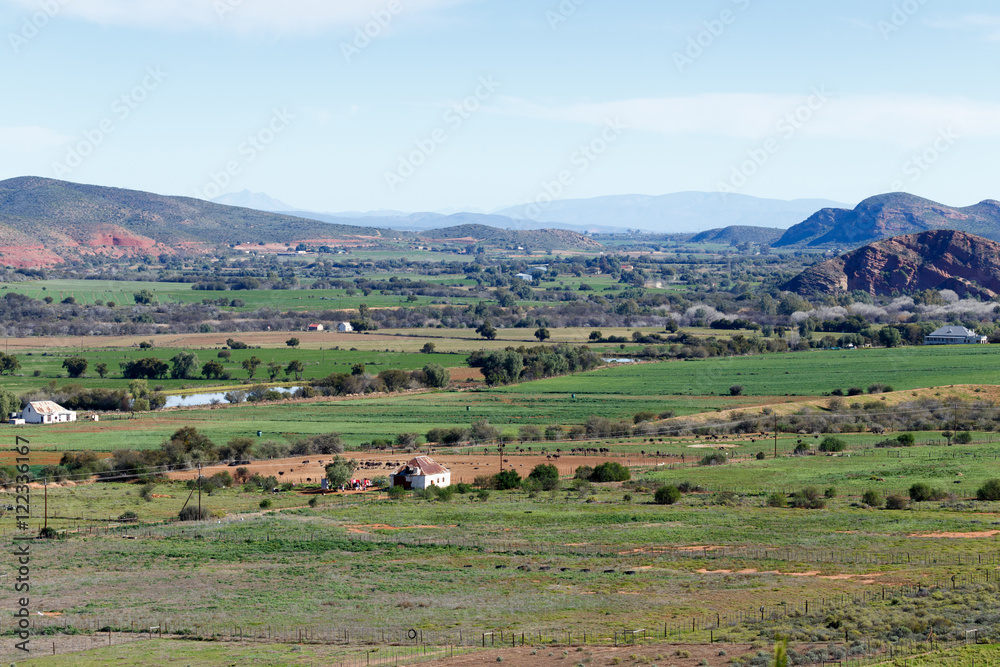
top-left (0, 346), bottom-right (465, 394)
top-left (502, 345), bottom-right (1000, 397)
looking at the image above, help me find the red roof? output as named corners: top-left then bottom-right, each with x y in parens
top-left (395, 456), bottom-right (449, 477)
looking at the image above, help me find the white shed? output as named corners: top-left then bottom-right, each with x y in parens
top-left (337, 322), bottom-right (354, 333)
top-left (22, 401), bottom-right (77, 425)
top-left (391, 456), bottom-right (451, 490)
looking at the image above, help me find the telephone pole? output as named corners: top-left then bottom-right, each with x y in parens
top-left (197, 462), bottom-right (202, 519)
top-left (43, 478), bottom-right (48, 531)
top-left (773, 413), bottom-right (778, 459)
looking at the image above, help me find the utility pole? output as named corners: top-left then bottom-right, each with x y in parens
top-left (774, 413), bottom-right (778, 459)
top-left (197, 462), bottom-right (202, 519)
top-left (43, 477), bottom-right (48, 531)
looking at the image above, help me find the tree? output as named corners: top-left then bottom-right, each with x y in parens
top-left (170, 351), bottom-right (200, 380)
top-left (351, 363), bottom-right (366, 376)
top-left (95, 362), bottom-right (108, 379)
top-left (160, 426), bottom-right (216, 468)
top-left (325, 456), bottom-right (357, 489)
top-left (655, 485), bottom-right (681, 505)
top-left (201, 360), bottom-right (225, 380)
top-left (528, 464), bottom-right (560, 490)
top-left (62, 357), bottom-right (88, 378)
top-left (494, 469), bottom-right (521, 490)
top-left (286, 337), bottom-right (300, 348)
top-left (534, 327), bottom-right (550, 342)
top-left (588, 331), bottom-right (602, 341)
top-left (818, 436), bottom-right (846, 452)
top-left (590, 461), bottom-right (630, 483)
top-left (266, 361), bottom-right (282, 381)
top-left (878, 327), bottom-right (902, 348)
top-left (0, 390), bottom-right (19, 422)
top-left (121, 358), bottom-right (169, 380)
top-left (421, 363), bottom-right (449, 388)
top-left (133, 289), bottom-right (155, 305)
top-left (242, 355), bottom-right (262, 379)
top-left (285, 360), bottom-right (305, 381)
top-left (476, 321), bottom-right (498, 340)
top-left (729, 385), bottom-right (744, 396)
top-left (0, 353), bottom-right (21, 375)
top-left (420, 342), bottom-right (436, 354)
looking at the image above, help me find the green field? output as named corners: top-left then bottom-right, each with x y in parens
top-left (503, 345), bottom-right (1000, 397)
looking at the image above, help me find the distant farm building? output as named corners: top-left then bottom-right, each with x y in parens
top-left (391, 456), bottom-right (451, 490)
top-left (21, 401), bottom-right (77, 425)
top-left (514, 273), bottom-right (534, 282)
top-left (337, 322), bottom-right (353, 333)
top-left (307, 323), bottom-right (325, 332)
top-left (924, 326), bottom-right (988, 345)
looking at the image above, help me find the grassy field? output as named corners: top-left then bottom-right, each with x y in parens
top-left (503, 345), bottom-right (1000, 397)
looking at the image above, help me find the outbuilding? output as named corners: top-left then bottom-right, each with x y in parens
top-left (924, 326), bottom-right (988, 345)
top-left (307, 323), bottom-right (325, 332)
top-left (391, 456), bottom-right (451, 490)
top-left (21, 401), bottom-right (77, 425)
top-left (337, 322), bottom-right (354, 333)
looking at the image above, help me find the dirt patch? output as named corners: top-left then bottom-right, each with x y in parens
top-left (449, 367), bottom-right (484, 382)
top-left (698, 568), bottom-right (886, 582)
top-left (908, 531), bottom-right (1000, 539)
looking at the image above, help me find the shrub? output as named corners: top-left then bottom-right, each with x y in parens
top-left (885, 494), bottom-right (909, 510)
top-left (766, 492), bottom-right (786, 508)
top-left (977, 479), bottom-right (1000, 501)
top-left (574, 465), bottom-right (594, 480)
top-left (654, 485), bottom-right (681, 505)
top-left (387, 485), bottom-right (406, 500)
top-left (793, 443), bottom-right (809, 455)
top-left (118, 510), bottom-right (139, 522)
top-left (178, 506), bottom-right (210, 521)
top-left (896, 433), bottom-right (915, 447)
top-left (862, 489), bottom-right (882, 507)
top-left (824, 487), bottom-right (837, 499)
top-left (528, 464), bottom-right (560, 490)
top-left (790, 487), bottom-right (826, 509)
top-left (756, 451), bottom-right (766, 460)
top-left (494, 469), bottom-right (522, 490)
top-left (259, 499), bottom-right (271, 509)
top-left (729, 385), bottom-right (744, 396)
top-left (954, 431), bottom-right (973, 444)
top-left (633, 411), bottom-right (657, 424)
top-left (699, 452), bottom-right (727, 466)
top-left (847, 387), bottom-right (864, 396)
top-left (818, 436), bottom-right (846, 453)
top-left (868, 383), bottom-right (893, 394)
top-left (476, 489), bottom-right (490, 501)
top-left (909, 483), bottom-right (946, 502)
top-left (590, 462), bottom-right (630, 483)
top-left (308, 497), bottom-right (319, 507)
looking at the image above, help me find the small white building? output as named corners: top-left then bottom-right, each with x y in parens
top-left (514, 273), bottom-right (534, 282)
top-left (22, 401), bottom-right (77, 425)
top-left (337, 322), bottom-right (354, 333)
top-left (924, 326), bottom-right (989, 345)
top-left (307, 323), bottom-right (325, 332)
top-left (391, 456), bottom-right (451, 490)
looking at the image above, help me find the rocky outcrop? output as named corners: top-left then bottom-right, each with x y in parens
top-left (783, 230), bottom-right (1000, 297)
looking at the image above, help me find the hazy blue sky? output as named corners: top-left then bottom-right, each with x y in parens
top-left (2, 0), bottom-right (999, 213)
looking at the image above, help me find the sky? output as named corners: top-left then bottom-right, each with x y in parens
top-left (2, 0), bottom-right (999, 214)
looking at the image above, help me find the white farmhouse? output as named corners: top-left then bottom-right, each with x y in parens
top-left (337, 322), bottom-right (354, 333)
top-left (924, 326), bottom-right (989, 345)
top-left (390, 456), bottom-right (451, 490)
top-left (514, 273), bottom-right (534, 282)
top-left (22, 401), bottom-right (77, 425)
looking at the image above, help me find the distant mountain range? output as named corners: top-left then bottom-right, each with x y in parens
top-left (213, 190), bottom-right (848, 235)
top-left (783, 230), bottom-right (1000, 298)
top-left (494, 192), bottom-right (848, 233)
top-left (774, 193), bottom-right (1000, 248)
top-left (0, 178), bottom-right (598, 267)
